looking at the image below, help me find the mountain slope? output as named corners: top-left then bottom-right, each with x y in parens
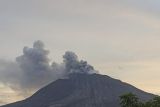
top-left (1, 74), bottom-right (155, 107)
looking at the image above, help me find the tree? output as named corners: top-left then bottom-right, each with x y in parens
top-left (151, 96), bottom-right (160, 107)
top-left (138, 102), bottom-right (145, 107)
top-left (120, 93), bottom-right (160, 107)
top-left (145, 100), bottom-right (153, 107)
top-left (120, 92), bottom-right (139, 107)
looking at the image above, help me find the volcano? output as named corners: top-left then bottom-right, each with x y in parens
top-left (1, 73), bottom-right (154, 107)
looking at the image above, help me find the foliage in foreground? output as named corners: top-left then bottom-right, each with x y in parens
top-left (120, 93), bottom-right (160, 107)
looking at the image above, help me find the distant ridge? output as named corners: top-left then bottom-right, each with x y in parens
top-left (1, 73), bottom-right (155, 107)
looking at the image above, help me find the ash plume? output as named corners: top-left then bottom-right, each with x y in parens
top-left (15, 40), bottom-right (57, 92)
top-left (0, 41), bottom-right (98, 96)
top-left (63, 51), bottom-right (97, 74)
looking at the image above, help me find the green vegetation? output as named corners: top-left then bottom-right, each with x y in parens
top-left (120, 93), bottom-right (160, 107)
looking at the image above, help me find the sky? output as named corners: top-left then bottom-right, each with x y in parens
top-left (0, 0), bottom-right (160, 105)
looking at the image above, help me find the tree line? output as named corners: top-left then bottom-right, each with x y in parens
top-left (120, 93), bottom-right (160, 107)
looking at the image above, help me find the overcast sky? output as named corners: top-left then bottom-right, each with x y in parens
top-left (0, 0), bottom-right (160, 105)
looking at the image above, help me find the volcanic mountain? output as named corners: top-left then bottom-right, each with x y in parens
top-left (1, 73), bottom-right (154, 107)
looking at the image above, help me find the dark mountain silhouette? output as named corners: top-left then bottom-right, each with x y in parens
top-left (1, 74), bottom-right (155, 107)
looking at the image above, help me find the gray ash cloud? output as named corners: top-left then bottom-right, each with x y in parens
top-left (63, 51), bottom-right (97, 74)
top-left (0, 41), bottom-right (98, 95)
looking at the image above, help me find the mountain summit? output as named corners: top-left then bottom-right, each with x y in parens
top-left (1, 73), bottom-right (154, 107)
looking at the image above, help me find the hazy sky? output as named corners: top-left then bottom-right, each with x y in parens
top-left (0, 0), bottom-right (160, 105)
